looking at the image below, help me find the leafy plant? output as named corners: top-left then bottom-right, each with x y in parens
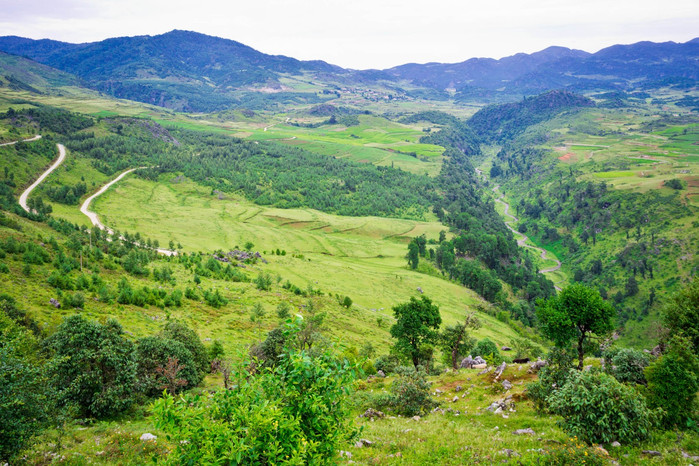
top-left (608, 348), bottom-right (649, 385)
top-left (547, 369), bottom-right (657, 444)
top-left (387, 366), bottom-right (436, 417)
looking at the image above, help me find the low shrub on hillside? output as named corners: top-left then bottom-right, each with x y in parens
top-left (608, 348), bottom-right (650, 385)
top-left (547, 369), bottom-right (657, 444)
top-left (387, 366), bottom-right (436, 417)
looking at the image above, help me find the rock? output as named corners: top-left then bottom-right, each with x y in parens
top-left (354, 439), bottom-right (373, 448)
top-left (473, 356), bottom-right (486, 365)
top-left (460, 356), bottom-right (475, 369)
top-left (360, 408), bottom-right (385, 419)
top-left (500, 449), bottom-right (520, 458)
top-left (596, 446), bottom-right (609, 456)
top-left (435, 389), bottom-right (442, 394)
top-left (49, 298), bottom-right (61, 309)
top-left (651, 345), bottom-right (662, 356)
top-left (452, 396), bottom-right (459, 403)
top-left (501, 346), bottom-right (512, 351)
top-left (528, 359), bottom-right (547, 373)
top-left (502, 380), bottom-right (513, 390)
top-left (477, 366), bottom-right (491, 375)
top-left (642, 450), bottom-right (662, 457)
top-left (377, 370), bottom-right (386, 378)
top-left (455, 385), bottom-right (463, 392)
top-left (682, 451), bottom-right (699, 461)
top-left (513, 428), bottom-right (535, 436)
top-left (584, 365), bottom-right (593, 371)
top-left (417, 287), bottom-right (423, 294)
top-left (140, 433), bottom-right (157, 442)
top-left (513, 357), bottom-right (530, 364)
top-left (339, 450), bottom-right (352, 459)
top-left (411, 415), bottom-right (421, 421)
top-left (472, 363), bottom-right (487, 370)
top-left (494, 362), bottom-right (507, 380)
top-left (494, 407), bottom-right (502, 415)
top-left (611, 441), bottom-right (621, 447)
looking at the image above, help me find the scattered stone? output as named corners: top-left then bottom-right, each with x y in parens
top-left (452, 396), bottom-right (459, 403)
top-left (455, 385), bottom-right (463, 392)
top-left (651, 345), bottom-right (662, 356)
top-left (417, 287), bottom-right (423, 294)
top-left (486, 395), bottom-right (515, 413)
top-left (140, 433), bottom-right (157, 442)
top-left (642, 450), bottom-right (662, 457)
top-left (354, 439), bottom-right (373, 448)
top-left (49, 298), bottom-right (61, 309)
top-left (513, 428), bottom-right (535, 436)
top-left (500, 449), bottom-right (520, 458)
top-left (360, 408), bottom-right (385, 419)
top-left (611, 441), bottom-right (621, 448)
top-left (596, 446), bottom-right (609, 456)
top-left (477, 365), bottom-right (490, 374)
top-left (412, 415), bottom-right (421, 421)
top-left (502, 380), bottom-right (513, 390)
top-left (494, 362), bottom-right (507, 380)
top-left (494, 407), bottom-right (502, 415)
top-left (528, 359), bottom-right (547, 373)
top-left (682, 451), bottom-right (699, 461)
top-left (460, 356), bottom-right (474, 369)
top-left (339, 451), bottom-right (352, 459)
top-left (435, 389), bottom-right (442, 394)
top-left (377, 370), bottom-right (386, 378)
top-left (501, 346), bottom-right (512, 351)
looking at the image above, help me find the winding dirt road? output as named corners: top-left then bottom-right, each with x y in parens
top-left (80, 167), bottom-right (177, 256)
top-left (19, 143), bottom-right (66, 213)
top-left (0, 134), bottom-right (43, 146)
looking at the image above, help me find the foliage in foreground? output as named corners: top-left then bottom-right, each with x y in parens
top-left (547, 369), bottom-right (657, 444)
top-left (153, 319), bottom-right (358, 464)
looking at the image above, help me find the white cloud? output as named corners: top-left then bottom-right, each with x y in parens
top-left (0, 0), bottom-right (696, 68)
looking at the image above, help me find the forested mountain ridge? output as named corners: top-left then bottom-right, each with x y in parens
top-left (0, 31), bottom-right (696, 111)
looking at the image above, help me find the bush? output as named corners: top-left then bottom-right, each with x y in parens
top-left (135, 336), bottom-right (201, 396)
top-left (375, 354), bottom-right (402, 374)
top-left (645, 335), bottom-right (699, 428)
top-left (547, 369), bottom-right (656, 444)
top-left (45, 315), bottom-right (136, 418)
top-left (609, 348), bottom-right (649, 385)
top-left (472, 338), bottom-right (501, 364)
top-left (161, 321), bottom-right (209, 375)
top-left (153, 319), bottom-right (357, 464)
top-left (527, 347), bottom-right (576, 412)
top-left (387, 366), bottom-right (436, 416)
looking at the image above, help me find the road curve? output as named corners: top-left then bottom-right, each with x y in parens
top-left (19, 143), bottom-right (66, 213)
top-left (0, 134), bottom-right (42, 147)
top-left (80, 167), bottom-right (177, 256)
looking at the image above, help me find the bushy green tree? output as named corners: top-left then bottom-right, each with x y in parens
top-left (387, 366), bottom-right (436, 416)
top-left (390, 296), bottom-right (442, 369)
top-left (662, 278), bottom-right (699, 352)
top-left (440, 313), bottom-right (480, 370)
top-left (135, 336), bottom-right (200, 396)
top-left (645, 335), bottom-right (699, 428)
top-left (161, 320), bottom-right (209, 375)
top-left (472, 337), bottom-right (500, 361)
top-left (536, 284), bottom-right (615, 370)
top-left (45, 315), bottom-right (136, 418)
top-left (608, 348), bottom-right (649, 385)
top-left (548, 369), bottom-right (656, 444)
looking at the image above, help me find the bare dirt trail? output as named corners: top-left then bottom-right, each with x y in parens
top-left (80, 167), bottom-right (177, 256)
top-left (19, 142), bottom-right (66, 213)
top-left (476, 168), bottom-right (562, 290)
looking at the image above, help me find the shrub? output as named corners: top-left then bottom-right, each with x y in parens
top-left (472, 337), bottom-right (502, 364)
top-left (375, 354), bottom-right (402, 374)
top-left (387, 366), bottom-right (436, 416)
top-left (161, 321), bottom-right (209, 375)
top-left (609, 348), bottom-right (649, 385)
top-left (547, 369), bottom-right (656, 444)
top-left (527, 347), bottom-right (576, 412)
top-left (45, 315), bottom-right (136, 418)
top-left (153, 320), bottom-right (357, 464)
top-left (135, 336), bottom-right (200, 396)
top-left (645, 335), bottom-right (699, 428)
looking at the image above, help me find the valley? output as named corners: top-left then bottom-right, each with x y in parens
top-left (0, 29), bottom-right (697, 465)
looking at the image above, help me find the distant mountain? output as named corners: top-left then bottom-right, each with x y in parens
top-left (0, 30), bottom-right (345, 111)
top-left (390, 39), bottom-right (699, 97)
top-left (0, 31), bottom-right (696, 112)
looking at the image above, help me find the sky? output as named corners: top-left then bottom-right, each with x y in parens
top-left (0, 0), bottom-right (697, 69)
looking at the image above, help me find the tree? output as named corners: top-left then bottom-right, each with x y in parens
top-left (645, 335), bottom-right (699, 428)
top-left (134, 336), bottom-right (200, 396)
top-left (662, 278), bottom-right (699, 352)
top-left (45, 315), bottom-right (136, 418)
top-left (161, 321), bottom-right (209, 375)
top-left (536, 284), bottom-right (615, 370)
top-left (440, 312), bottom-right (480, 370)
top-left (407, 241), bottom-right (419, 269)
top-left (390, 296), bottom-right (442, 369)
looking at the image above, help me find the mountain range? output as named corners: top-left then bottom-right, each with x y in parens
top-left (0, 30), bottom-right (697, 112)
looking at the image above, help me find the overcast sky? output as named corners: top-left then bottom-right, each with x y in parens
top-left (1, 0), bottom-right (697, 69)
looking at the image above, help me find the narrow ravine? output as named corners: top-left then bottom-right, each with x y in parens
top-left (476, 168), bottom-right (563, 290)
